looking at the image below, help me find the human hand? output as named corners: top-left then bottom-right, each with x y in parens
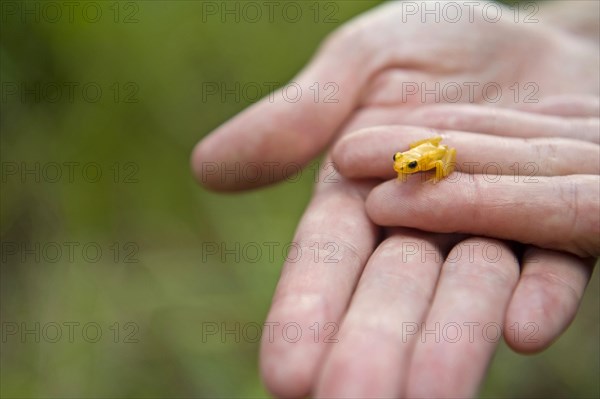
top-left (190, 1), bottom-right (599, 397)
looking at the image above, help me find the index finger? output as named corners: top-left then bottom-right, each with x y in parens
top-left (190, 27), bottom-right (381, 191)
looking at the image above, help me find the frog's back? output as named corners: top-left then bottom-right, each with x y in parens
top-left (413, 142), bottom-right (447, 161)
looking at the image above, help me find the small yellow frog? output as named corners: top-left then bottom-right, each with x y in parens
top-left (393, 136), bottom-right (456, 183)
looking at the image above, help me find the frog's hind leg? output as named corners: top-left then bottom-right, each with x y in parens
top-left (431, 148), bottom-right (456, 183)
top-left (409, 136), bottom-right (442, 149)
top-left (443, 147), bottom-right (457, 177)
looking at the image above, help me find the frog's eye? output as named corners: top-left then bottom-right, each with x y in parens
top-left (407, 161), bottom-right (418, 169)
top-left (393, 153), bottom-right (398, 161)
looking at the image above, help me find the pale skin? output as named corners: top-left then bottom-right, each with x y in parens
top-left (191, 1), bottom-right (599, 397)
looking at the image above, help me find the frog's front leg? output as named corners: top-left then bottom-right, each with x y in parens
top-left (397, 172), bottom-right (409, 183)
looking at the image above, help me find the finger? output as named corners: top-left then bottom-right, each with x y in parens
top-left (333, 104), bottom-right (599, 144)
top-left (315, 229), bottom-right (459, 398)
top-left (504, 247), bottom-right (595, 353)
top-left (517, 95), bottom-right (600, 118)
top-left (332, 126), bottom-right (600, 179)
top-left (259, 170), bottom-right (378, 398)
top-left (406, 238), bottom-right (520, 398)
top-left (366, 174), bottom-right (600, 257)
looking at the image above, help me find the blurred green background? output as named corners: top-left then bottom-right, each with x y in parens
top-left (1, 0), bottom-right (598, 397)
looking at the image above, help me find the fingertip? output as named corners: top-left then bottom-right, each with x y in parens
top-left (190, 134), bottom-right (245, 191)
top-left (503, 318), bottom-right (554, 355)
top-left (189, 119), bottom-right (319, 191)
top-left (365, 181), bottom-right (393, 226)
top-left (259, 344), bottom-right (314, 399)
top-left (503, 305), bottom-right (562, 354)
top-left (503, 251), bottom-right (592, 354)
top-left (190, 140), bottom-right (217, 189)
top-left (331, 133), bottom-right (361, 178)
top-left (259, 306), bottom-right (331, 399)
top-left (504, 297), bottom-right (574, 354)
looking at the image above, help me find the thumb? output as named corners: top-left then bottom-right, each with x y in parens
top-left (191, 29), bottom-right (376, 191)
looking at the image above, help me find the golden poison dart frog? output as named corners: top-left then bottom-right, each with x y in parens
top-left (393, 136), bottom-right (456, 183)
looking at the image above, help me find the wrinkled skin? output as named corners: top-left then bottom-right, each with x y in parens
top-left (191, 1), bottom-right (599, 397)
